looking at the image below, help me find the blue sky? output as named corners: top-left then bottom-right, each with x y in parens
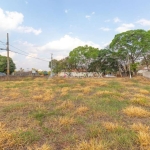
top-left (0, 0), bottom-right (150, 71)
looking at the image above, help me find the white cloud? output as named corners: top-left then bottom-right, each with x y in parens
top-left (92, 12), bottom-right (95, 15)
top-left (0, 8), bottom-right (42, 35)
top-left (17, 26), bottom-right (42, 35)
top-left (136, 19), bottom-right (150, 26)
top-left (65, 9), bottom-right (69, 13)
top-left (15, 40), bottom-right (38, 53)
top-left (55, 55), bottom-right (65, 60)
top-left (116, 23), bottom-right (135, 32)
top-left (25, 1), bottom-right (28, 4)
top-left (40, 35), bottom-right (101, 52)
top-left (0, 51), bottom-right (15, 58)
top-left (26, 53), bottom-right (38, 59)
top-left (100, 27), bottom-right (111, 31)
top-left (0, 8), bottom-right (23, 30)
top-left (85, 15), bottom-right (91, 19)
top-left (114, 17), bottom-right (121, 23)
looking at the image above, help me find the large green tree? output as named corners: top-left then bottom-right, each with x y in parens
top-left (110, 29), bottom-right (150, 74)
top-left (88, 49), bottom-right (118, 74)
top-left (0, 55), bottom-right (16, 74)
top-left (49, 57), bottom-right (70, 74)
top-left (68, 45), bottom-right (99, 71)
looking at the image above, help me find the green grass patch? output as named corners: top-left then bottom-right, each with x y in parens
top-left (2, 103), bottom-right (28, 112)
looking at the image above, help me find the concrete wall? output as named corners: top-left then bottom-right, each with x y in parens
top-left (58, 72), bottom-right (103, 78)
top-left (143, 71), bottom-right (150, 78)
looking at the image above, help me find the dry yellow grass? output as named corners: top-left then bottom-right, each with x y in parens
top-left (81, 87), bottom-right (92, 94)
top-left (33, 95), bottom-right (43, 101)
top-left (58, 79), bottom-right (65, 83)
top-left (131, 123), bottom-right (150, 149)
top-left (9, 92), bottom-right (20, 99)
top-left (92, 81), bottom-right (108, 87)
top-left (138, 131), bottom-right (150, 148)
top-left (43, 92), bottom-right (55, 101)
top-left (0, 122), bottom-right (17, 149)
top-left (139, 89), bottom-right (149, 95)
top-left (57, 116), bottom-right (76, 126)
top-left (131, 97), bottom-right (149, 106)
top-left (76, 93), bottom-right (84, 99)
top-left (135, 94), bottom-right (147, 99)
top-left (123, 106), bottom-right (150, 117)
top-left (75, 106), bottom-right (89, 115)
top-left (102, 122), bottom-right (121, 131)
top-left (131, 123), bottom-right (149, 132)
top-left (75, 139), bottom-right (106, 150)
top-left (95, 91), bottom-right (113, 96)
top-left (61, 87), bottom-right (70, 96)
top-left (32, 92), bottom-right (54, 101)
top-left (27, 143), bottom-right (53, 150)
top-left (1, 77), bottom-right (150, 149)
top-left (56, 101), bottom-right (74, 110)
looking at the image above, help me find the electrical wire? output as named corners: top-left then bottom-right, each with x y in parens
top-left (9, 44), bottom-right (31, 55)
top-left (1, 40), bottom-right (30, 55)
top-left (0, 40), bottom-right (50, 62)
top-left (9, 49), bottom-right (49, 62)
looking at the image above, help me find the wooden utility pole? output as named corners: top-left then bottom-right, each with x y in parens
top-left (48, 53), bottom-right (53, 79)
top-left (50, 53), bottom-right (53, 77)
top-left (7, 33), bottom-right (10, 76)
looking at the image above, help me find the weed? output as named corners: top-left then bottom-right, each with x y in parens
top-left (16, 130), bottom-right (40, 144)
top-left (86, 124), bottom-right (101, 138)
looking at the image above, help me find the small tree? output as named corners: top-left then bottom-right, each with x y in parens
top-left (0, 55), bottom-right (16, 74)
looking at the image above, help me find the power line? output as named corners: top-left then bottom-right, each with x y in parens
top-left (0, 41), bottom-right (6, 49)
top-left (1, 40), bottom-right (32, 55)
top-left (10, 49), bottom-right (49, 62)
top-left (0, 40), bottom-right (6, 44)
top-left (9, 44), bottom-right (51, 60)
top-left (9, 44), bottom-right (31, 55)
top-left (0, 40), bottom-right (50, 62)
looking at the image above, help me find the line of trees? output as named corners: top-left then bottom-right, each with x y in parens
top-left (50, 29), bottom-right (150, 76)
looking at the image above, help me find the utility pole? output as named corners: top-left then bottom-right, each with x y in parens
top-left (128, 53), bottom-right (132, 79)
top-left (48, 53), bottom-right (53, 79)
top-left (51, 53), bottom-right (53, 77)
top-left (7, 33), bottom-right (10, 76)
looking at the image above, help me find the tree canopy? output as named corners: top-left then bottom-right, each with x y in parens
top-left (110, 29), bottom-right (150, 73)
top-left (68, 45), bottom-right (99, 71)
top-left (50, 29), bottom-right (150, 76)
top-left (0, 55), bottom-right (16, 74)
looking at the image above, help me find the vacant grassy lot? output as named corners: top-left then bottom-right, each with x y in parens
top-left (0, 77), bottom-right (150, 150)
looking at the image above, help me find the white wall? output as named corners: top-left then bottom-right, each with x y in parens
top-left (58, 72), bottom-right (103, 78)
top-left (143, 71), bottom-right (150, 78)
